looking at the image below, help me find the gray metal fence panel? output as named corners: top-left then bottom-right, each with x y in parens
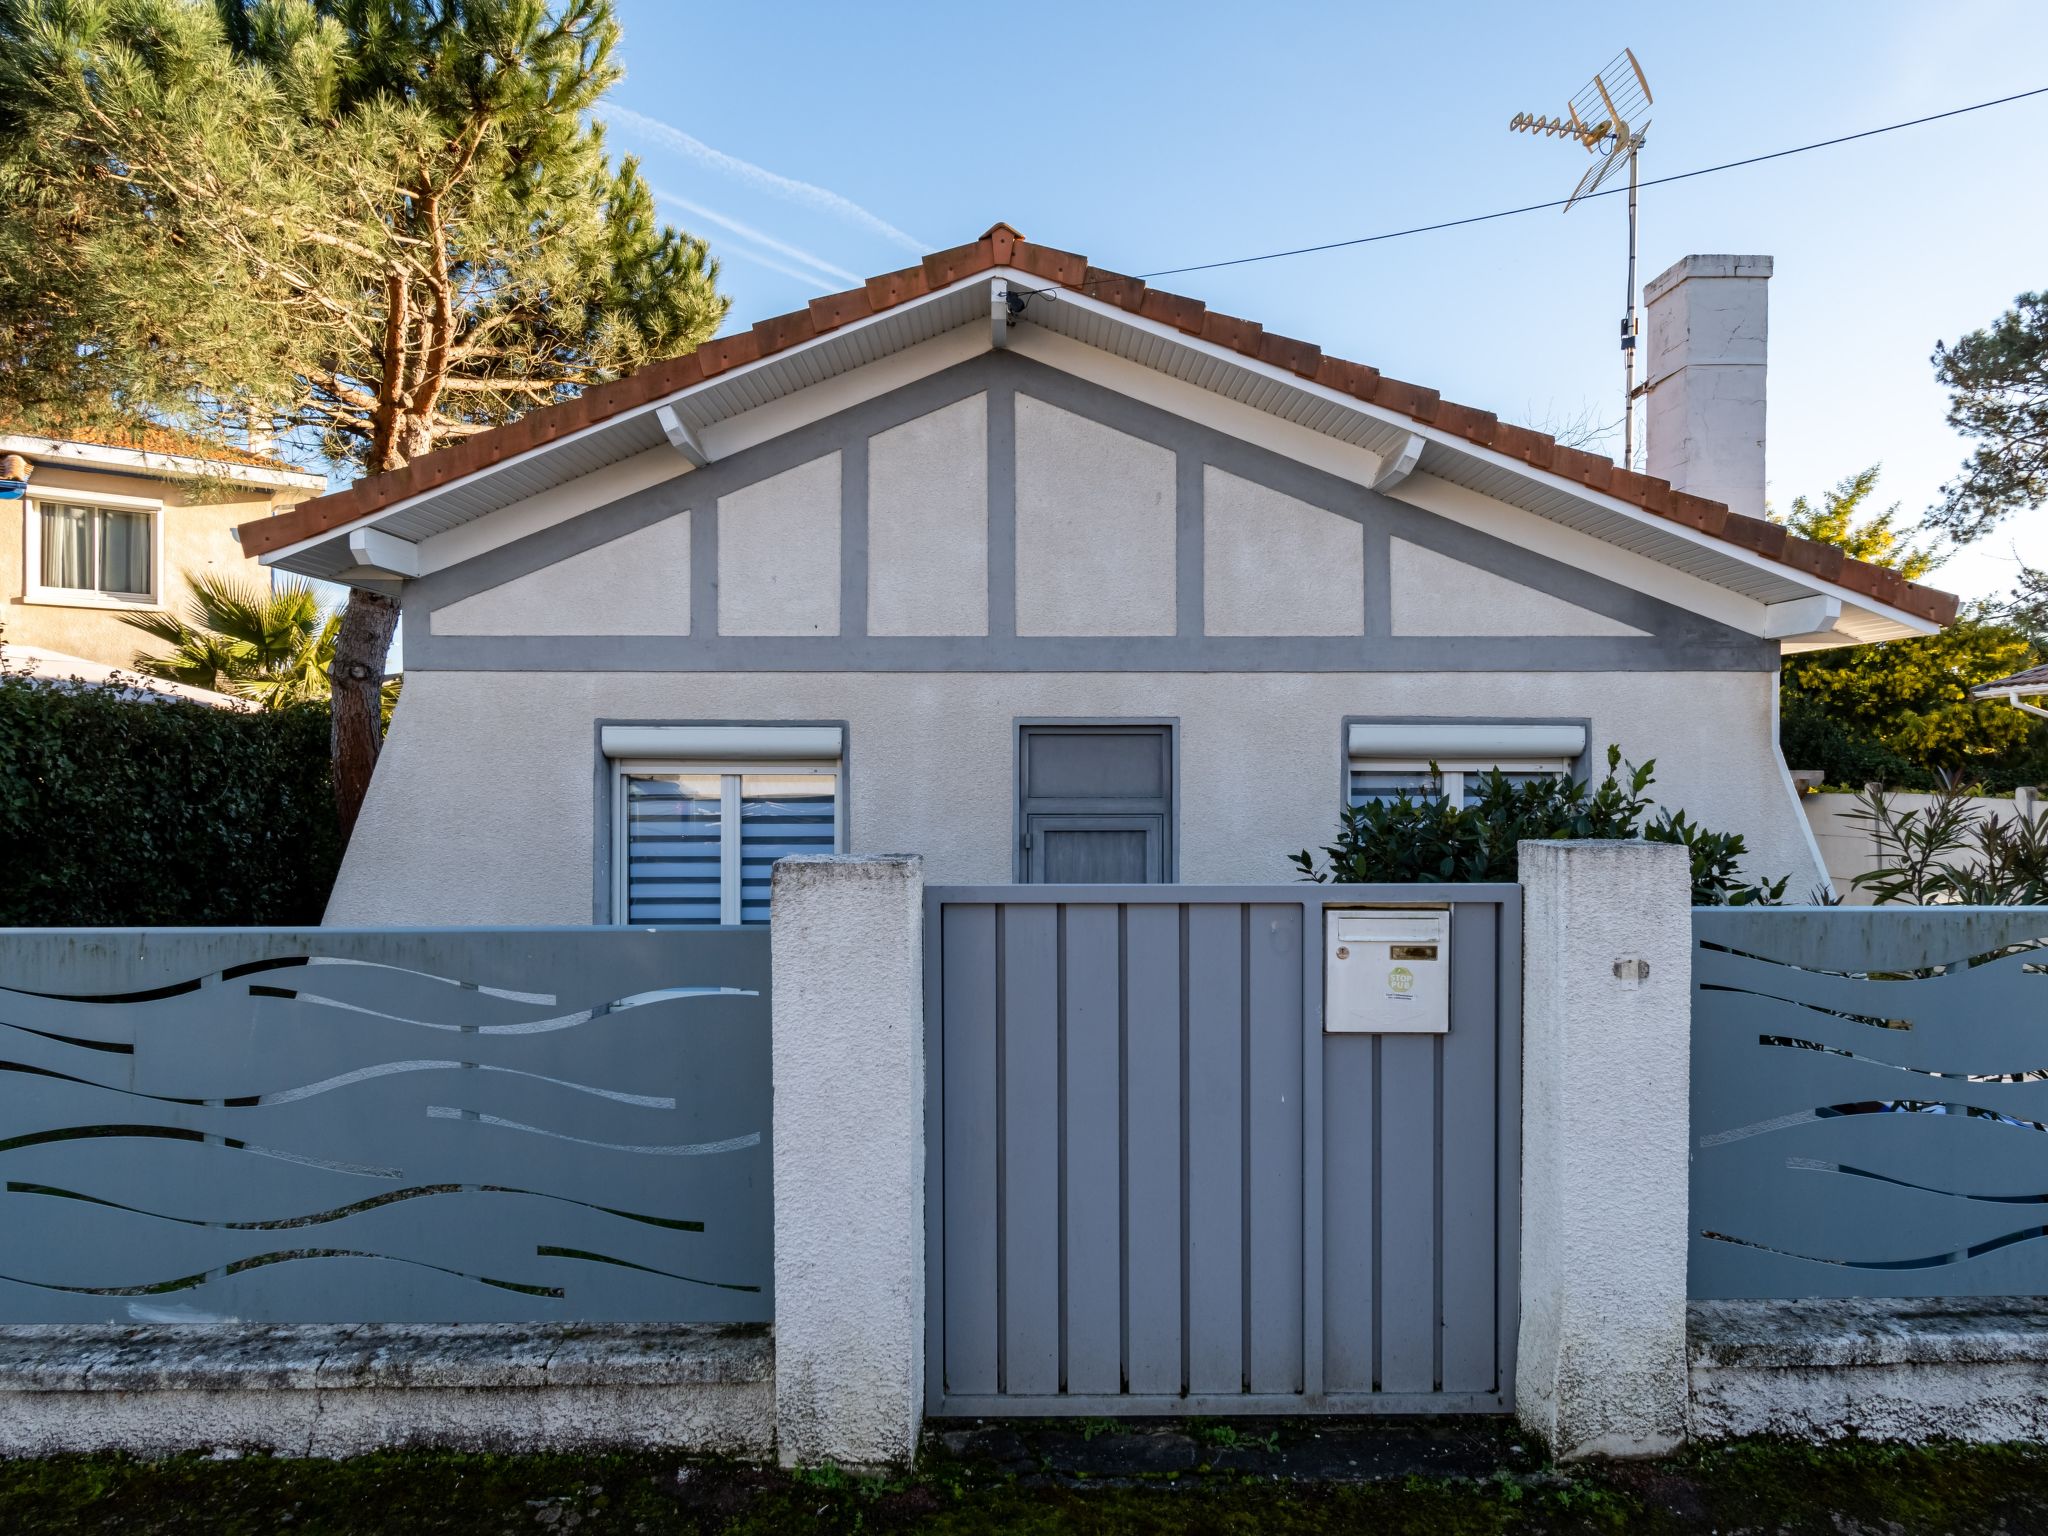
top-left (0, 927), bottom-right (771, 1324)
top-left (925, 884), bottom-right (1520, 1417)
top-left (1692, 907), bottom-right (2048, 1298)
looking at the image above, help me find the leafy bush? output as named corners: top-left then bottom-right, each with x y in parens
top-left (1779, 689), bottom-right (1932, 790)
top-left (1291, 747), bottom-right (1788, 907)
top-left (1847, 777), bottom-right (2048, 905)
top-left (0, 670), bottom-right (341, 925)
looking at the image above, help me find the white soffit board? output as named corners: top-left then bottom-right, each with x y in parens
top-left (600, 725), bottom-right (844, 761)
top-left (1349, 723), bottom-right (1589, 760)
top-left (263, 265), bottom-right (1941, 641)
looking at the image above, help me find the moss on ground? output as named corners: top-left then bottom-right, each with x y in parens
top-left (1, 1437), bottom-right (2045, 1533)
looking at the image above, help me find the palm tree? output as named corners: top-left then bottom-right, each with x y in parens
top-left (122, 573), bottom-right (340, 710)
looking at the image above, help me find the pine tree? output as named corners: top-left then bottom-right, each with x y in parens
top-left (1927, 291), bottom-right (2048, 544)
top-left (0, 0), bottom-right (729, 833)
top-left (1772, 465), bottom-right (1944, 581)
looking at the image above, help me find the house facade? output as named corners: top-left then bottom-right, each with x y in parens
top-left (238, 229), bottom-right (1956, 924)
top-left (3, 426), bottom-right (324, 670)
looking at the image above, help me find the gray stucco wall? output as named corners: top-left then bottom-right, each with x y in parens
top-left (326, 667), bottom-right (1814, 924)
top-left (333, 348), bottom-right (1814, 923)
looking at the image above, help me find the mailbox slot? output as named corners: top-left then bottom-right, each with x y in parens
top-left (1324, 907), bottom-right (1451, 1034)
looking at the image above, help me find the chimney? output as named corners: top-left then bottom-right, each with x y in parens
top-left (1642, 254), bottom-right (1772, 520)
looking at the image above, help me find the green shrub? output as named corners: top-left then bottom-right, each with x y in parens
top-left (1778, 689), bottom-right (1932, 790)
top-left (0, 671), bottom-right (341, 925)
top-left (1291, 746), bottom-right (1788, 906)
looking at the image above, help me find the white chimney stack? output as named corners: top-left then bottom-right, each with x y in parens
top-left (1642, 254), bottom-right (1772, 520)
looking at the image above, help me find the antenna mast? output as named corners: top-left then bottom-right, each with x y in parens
top-left (1510, 48), bottom-right (1654, 465)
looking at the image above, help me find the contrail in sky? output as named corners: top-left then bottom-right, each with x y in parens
top-left (649, 185), bottom-right (862, 288)
top-left (601, 103), bottom-right (926, 254)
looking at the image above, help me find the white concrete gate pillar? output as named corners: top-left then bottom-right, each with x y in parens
top-left (770, 854), bottom-right (925, 1468)
top-left (1516, 839), bottom-right (1692, 1458)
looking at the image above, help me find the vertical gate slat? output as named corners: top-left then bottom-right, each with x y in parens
top-left (1439, 903), bottom-right (1499, 1393)
top-left (1001, 904), bottom-right (1061, 1394)
top-left (941, 905), bottom-right (999, 1395)
top-left (1062, 904), bottom-right (1123, 1394)
top-left (1185, 904), bottom-right (1246, 1395)
top-left (1321, 1034), bottom-right (1375, 1392)
top-left (1123, 903), bottom-right (1183, 1394)
top-left (1377, 1033), bottom-right (1438, 1393)
top-left (1246, 903), bottom-right (1305, 1393)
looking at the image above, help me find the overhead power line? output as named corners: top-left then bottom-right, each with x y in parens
top-left (1114, 84), bottom-right (2048, 284)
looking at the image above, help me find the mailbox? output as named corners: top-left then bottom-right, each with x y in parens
top-left (1324, 907), bottom-right (1451, 1034)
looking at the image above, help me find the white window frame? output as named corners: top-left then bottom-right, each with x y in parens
top-left (22, 488), bottom-right (165, 609)
top-left (603, 726), bottom-right (846, 927)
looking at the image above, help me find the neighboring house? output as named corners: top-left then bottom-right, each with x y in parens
top-left (237, 229), bottom-right (1958, 924)
top-left (2, 424), bottom-right (325, 670)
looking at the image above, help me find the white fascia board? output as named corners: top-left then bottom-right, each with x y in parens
top-left (260, 270), bottom-right (1010, 573)
top-left (0, 434), bottom-right (326, 491)
top-left (1017, 283), bottom-right (1949, 635)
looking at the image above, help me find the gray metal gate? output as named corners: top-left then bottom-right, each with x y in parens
top-left (924, 884), bottom-right (1520, 1417)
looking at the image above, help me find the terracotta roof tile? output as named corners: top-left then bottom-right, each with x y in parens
top-left (864, 264), bottom-right (930, 309)
top-left (1083, 267), bottom-right (1148, 313)
top-left (1257, 331), bottom-right (1322, 380)
top-left (235, 224), bottom-right (1961, 628)
top-left (1011, 241), bottom-right (1087, 288)
top-left (1138, 288), bottom-right (1206, 335)
top-left (4, 419), bottom-right (304, 475)
top-left (750, 309), bottom-right (818, 356)
top-left (809, 286), bottom-right (874, 333)
top-left (1200, 312), bottom-right (1263, 354)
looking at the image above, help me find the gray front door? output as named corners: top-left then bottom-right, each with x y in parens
top-left (1016, 724), bottom-right (1174, 883)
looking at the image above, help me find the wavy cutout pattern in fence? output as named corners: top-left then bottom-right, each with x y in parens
top-left (1692, 909), bottom-right (2048, 1299)
top-left (0, 928), bottom-right (773, 1324)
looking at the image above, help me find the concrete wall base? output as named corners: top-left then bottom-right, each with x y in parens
top-left (0, 1323), bottom-right (774, 1459)
top-left (1690, 1298), bottom-right (2048, 1443)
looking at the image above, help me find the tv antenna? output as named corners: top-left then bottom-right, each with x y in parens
top-left (1510, 48), bottom-right (1653, 466)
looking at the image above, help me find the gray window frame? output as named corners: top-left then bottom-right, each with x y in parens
top-left (1012, 717), bottom-right (1180, 883)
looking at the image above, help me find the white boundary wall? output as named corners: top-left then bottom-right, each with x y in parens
top-left (1803, 790), bottom-right (2040, 904)
top-left (770, 854), bottom-right (926, 1468)
top-left (1516, 840), bottom-right (1693, 1458)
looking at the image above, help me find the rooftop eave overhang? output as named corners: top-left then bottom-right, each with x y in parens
top-left (1, 434), bottom-right (326, 492)
top-left (252, 268), bottom-right (1944, 647)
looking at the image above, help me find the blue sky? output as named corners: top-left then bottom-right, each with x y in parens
top-left (596, 0), bottom-right (2047, 606)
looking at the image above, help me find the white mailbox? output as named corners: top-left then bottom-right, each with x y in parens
top-left (1324, 907), bottom-right (1451, 1034)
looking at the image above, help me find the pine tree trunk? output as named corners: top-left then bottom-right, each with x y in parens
top-left (330, 586), bottom-right (399, 841)
top-left (330, 411), bottom-right (430, 841)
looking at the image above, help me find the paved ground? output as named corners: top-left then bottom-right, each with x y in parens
top-left (5, 1419), bottom-right (2048, 1532)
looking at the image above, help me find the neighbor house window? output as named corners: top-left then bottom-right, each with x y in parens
top-left (28, 497), bottom-right (159, 603)
top-left (602, 726), bottom-right (843, 926)
top-left (1346, 721), bottom-right (1586, 809)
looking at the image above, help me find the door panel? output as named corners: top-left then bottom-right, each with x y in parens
top-left (1027, 816), bottom-right (1164, 883)
top-left (1017, 724), bottom-right (1174, 883)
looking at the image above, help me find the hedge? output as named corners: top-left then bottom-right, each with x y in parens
top-left (0, 674), bottom-right (341, 925)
